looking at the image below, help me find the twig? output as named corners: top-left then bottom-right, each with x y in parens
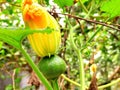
top-left (1, 1), bottom-right (120, 30)
top-left (110, 23), bottom-right (120, 27)
top-left (3, 64), bottom-right (16, 90)
top-left (49, 12), bottom-right (120, 31)
top-left (4, 64), bottom-right (12, 77)
top-left (0, 1), bottom-right (20, 7)
top-left (109, 66), bottom-right (120, 80)
top-left (76, 19), bottom-right (86, 39)
top-left (10, 3), bottom-right (21, 7)
top-left (12, 69), bottom-right (16, 90)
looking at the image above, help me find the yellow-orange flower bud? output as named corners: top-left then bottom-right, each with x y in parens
top-left (22, 0), bottom-right (61, 57)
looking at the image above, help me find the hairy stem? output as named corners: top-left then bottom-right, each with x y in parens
top-left (20, 47), bottom-right (53, 90)
top-left (70, 25), bottom-right (85, 90)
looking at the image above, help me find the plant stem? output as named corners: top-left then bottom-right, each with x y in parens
top-left (77, 50), bottom-right (85, 90)
top-left (61, 74), bottom-right (120, 90)
top-left (65, 4), bottom-right (92, 90)
top-left (78, 0), bottom-right (88, 13)
top-left (12, 69), bottom-right (16, 90)
top-left (80, 26), bottom-right (103, 51)
top-left (81, 18), bottom-right (110, 52)
top-left (63, 8), bottom-right (86, 89)
top-left (61, 74), bottom-right (81, 87)
top-left (70, 25), bottom-right (85, 90)
top-left (50, 79), bottom-right (60, 90)
top-left (98, 78), bottom-right (120, 89)
top-left (20, 47), bottom-right (53, 90)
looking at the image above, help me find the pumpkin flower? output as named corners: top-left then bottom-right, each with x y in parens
top-left (22, 0), bottom-right (61, 57)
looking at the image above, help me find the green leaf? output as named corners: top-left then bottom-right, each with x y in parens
top-left (45, 0), bottom-right (49, 5)
top-left (0, 27), bottom-right (53, 49)
top-left (100, 0), bottom-right (120, 18)
top-left (5, 84), bottom-right (13, 90)
top-left (54, 0), bottom-right (74, 8)
top-left (0, 41), bottom-right (3, 49)
top-left (16, 0), bottom-right (22, 3)
top-left (6, 0), bottom-right (12, 2)
top-left (82, 0), bottom-right (89, 4)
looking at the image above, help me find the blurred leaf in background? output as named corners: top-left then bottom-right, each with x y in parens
top-left (101, 0), bottom-right (120, 18)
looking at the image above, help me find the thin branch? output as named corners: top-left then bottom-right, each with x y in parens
top-left (1, 1), bottom-right (120, 30)
top-left (12, 69), bottom-right (16, 90)
top-left (0, 1), bottom-right (20, 7)
top-left (110, 23), bottom-right (120, 27)
top-left (49, 12), bottom-right (120, 31)
top-left (10, 3), bottom-right (21, 7)
top-left (109, 66), bottom-right (120, 80)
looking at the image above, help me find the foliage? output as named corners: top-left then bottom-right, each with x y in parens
top-left (0, 28), bottom-right (53, 49)
top-left (101, 0), bottom-right (120, 18)
top-left (54, 0), bottom-right (73, 8)
top-left (0, 0), bottom-right (120, 90)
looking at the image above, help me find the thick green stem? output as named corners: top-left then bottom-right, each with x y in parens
top-left (20, 47), bottom-right (53, 90)
top-left (64, 9), bottom-right (85, 90)
top-left (65, 3), bottom-right (93, 90)
top-left (70, 25), bottom-right (85, 90)
top-left (77, 50), bottom-right (85, 90)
